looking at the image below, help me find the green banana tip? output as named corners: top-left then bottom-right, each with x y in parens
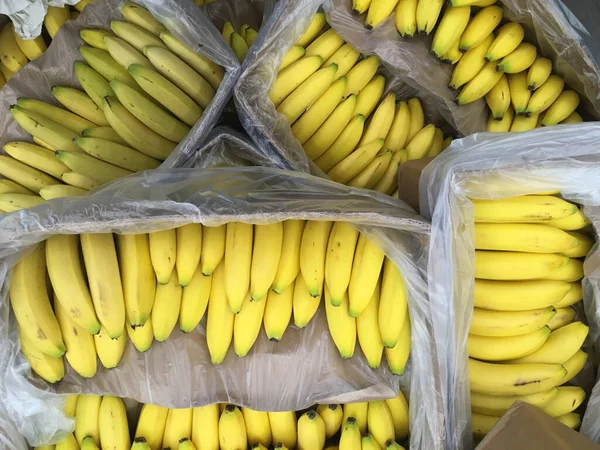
top-left (346, 416), bottom-right (356, 424)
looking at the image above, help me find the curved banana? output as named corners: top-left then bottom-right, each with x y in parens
top-left (344, 55), bottom-right (380, 97)
top-left (200, 224), bottom-right (226, 276)
top-left (13, 27), bottom-right (46, 61)
top-left (316, 404), bottom-right (343, 439)
top-left (44, 6), bottom-right (70, 39)
top-left (339, 417), bottom-right (361, 450)
top-left (105, 35), bottom-right (152, 70)
top-left (19, 330), bottom-right (64, 383)
top-left (296, 12), bottom-right (326, 47)
top-left (374, 149), bottom-right (405, 194)
top-left (293, 275), bottom-right (321, 328)
top-left (561, 350), bottom-right (587, 385)
top-left (524, 74), bottom-right (565, 116)
top-left (52, 86), bottom-right (110, 126)
top-left (485, 74), bottom-right (510, 120)
top-left (471, 388), bottom-right (559, 416)
top-left (280, 46), bottom-right (305, 72)
top-left (431, 6), bottom-right (471, 59)
top-left (416, 0), bottom-right (445, 35)
top-left (342, 403), bottom-right (368, 434)
top-left (328, 138), bottom-right (385, 184)
top-left (406, 98), bottom-right (424, 142)
top-left (56, 150), bottom-right (133, 184)
top-left (470, 307), bottom-right (556, 337)
top-left (0, 23), bottom-right (28, 72)
top-left (314, 114), bottom-right (365, 172)
top-left (406, 124), bottom-right (436, 160)
top-left (0, 155), bottom-right (59, 193)
top-left (121, 2), bottom-right (167, 35)
top-left (98, 397), bottom-right (130, 450)
top-left (355, 75), bottom-right (385, 118)
top-left (224, 222), bottom-right (253, 313)
top-left (80, 29), bottom-right (112, 51)
top-left (496, 42), bottom-right (537, 74)
top-left (268, 411), bottom-right (297, 450)
top-left (94, 325), bottom-right (126, 368)
top-left (207, 263), bottom-right (234, 364)
top-left (251, 223), bottom-right (283, 301)
top-left (459, 6), bottom-right (503, 52)
top-left (73, 62), bottom-right (115, 108)
top-left (74, 136), bottom-right (160, 172)
top-left (427, 128), bottom-right (444, 157)
top-left (305, 28), bottom-right (345, 61)
top-left (472, 195), bottom-right (577, 222)
top-left (527, 56), bottom-right (552, 90)
top-left (62, 171), bottom-right (100, 190)
top-left (269, 55), bottom-right (323, 106)
top-left (325, 288), bottom-right (356, 358)
top-left (4, 141), bottom-right (68, 179)
top-left (264, 287), bottom-right (294, 341)
top-left (175, 223), bottom-right (203, 286)
top-left (325, 44), bottom-right (360, 79)
top-left (180, 268), bottom-right (212, 332)
top-left (366, 0), bottom-right (402, 30)
top-left (242, 408), bottom-right (271, 447)
top-left (358, 92), bottom-right (396, 146)
top-left (485, 22), bottom-right (524, 62)
top-left (563, 230), bottom-right (593, 258)
top-left (219, 406), bottom-right (247, 450)
top-left (383, 101), bottom-right (410, 151)
top-left (64, 395), bottom-right (79, 418)
top-left (384, 314), bottom-right (411, 375)
top-left (449, 34), bottom-right (494, 90)
top-left (135, 404), bottom-right (168, 450)
top-left (476, 251), bottom-right (569, 280)
top-left (357, 281), bottom-right (384, 368)
top-left (192, 405), bottom-right (219, 450)
top-left (385, 391), bottom-right (409, 441)
top-left (367, 401), bottom-right (395, 449)
top-left (468, 326), bottom-right (550, 361)
top-left (233, 294), bottom-right (266, 356)
top-left (348, 234), bottom-right (385, 317)
top-left (378, 258), bottom-right (408, 348)
top-left (543, 386), bottom-right (585, 417)
top-left (395, 0), bottom-right (417, 37)
top-left (152, 269), bottom-right (182, 341)
top-left (300, 220), bottom-right (334, 297)
top-left (75, 395), bottom-right (102, 444)
top-left (163, 408), bottom-right (193, 450)
top-left (273, 220), bottom-right (305, 294)
top-left (111, 20), bottom-right (166, 52)
top-left (507, 71), bottom-right (531, 115)
top-left (325, 222), bottom-right (359, 305)
top-left (474, 279), bottom-right (570, 311)
top-left (541, 90), bottom-right (580, 126)
top-left (126, 318), bottom-right (153, 352)
top-left (457, 61), bottom-right (503, 105)
top-left (148, 229), bottom-right (176, 284)
top-left (347, 151), bottom-right (391, 189)
top-left (80, 46), bottom-right (138, 88)
top-left (475, 223), bottom-right (579, 253)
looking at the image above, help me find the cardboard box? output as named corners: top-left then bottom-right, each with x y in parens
top-left (397, 158), bottom-right (433, 214)
top-left (477, 402), bottom-right (600, 450)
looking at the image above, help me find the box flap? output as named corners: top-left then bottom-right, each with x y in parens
top-left (398, 158), bottom-right (433, 214)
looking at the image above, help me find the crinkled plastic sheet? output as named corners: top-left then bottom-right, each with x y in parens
top-left (0, 0), bottom-right (240, 171)
top-left (235, 0), bottom-right (600, 173)
top-left (0, 162), bottom-right (444, 450)
top-left (420, 123), bottom-right (600, 450)
top-left (202, 0), bottom-right (276, 34)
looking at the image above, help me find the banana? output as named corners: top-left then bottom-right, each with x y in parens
top-left (317, 405), bottom-right (343, 439)
top-left (485, 74), bottom-right (510, 120)
top-left (471, 412), bottom-right (498, 439)
top-left (245, 28), bottom-right (258, 47)
top-left (358, 93), bottom-right (396, 146)
top-left (545, 258), bottom-right (583, 282)
top-left (440, 39), bottom-right (462, 64)
top-left (541, 90), bottom-right (580, 126)
top-left (366, 0), bottom-right (402, 30)
top-left (280, 46), bottom-right (305, 71)
top-left (75, 395), bottom-right (102, 444)
top-left (251, 223), bottom-right (283, 300)
top-left (292, 77), bottom-right (347, 144)
top-left (469, 358), bottom-right (567, 396)
top-left (56, 150), bottom-right (133, 184)
top-left (328, 138), bottom-right (385, 184)
top-left (460, 6), bottom-right (503, 52)
top-left (314, 114), bottom-right (365, 172)
top-left (219, 406), bottom-right (247, 450)
top-left (406, 124), bottom-right (436, 160)
top-left (325, 222), bottom-right (359, 304)
top-left (242, 408), bottom-right (271, 447)
top-left (102, 96), bottom-right (176, 160)
top-left (556, 413), bottom-right (581, 429)
top-left (468, 326), bottom-right (550, 361)
top-left (449, 34), bottom-right (494, 90)
top-left (10, 244), bottom-right (65, 357)
top-left (104, 35), bottom-right (153, 71)
top-left (395, 0), bottom-right (418, 37)
top-left (175, 224), bottom-right (203, 286)
top-left (179, 268), bottom-right (212, 332)
top-left (416, 0), bottom-right (444, 35)
top-left (163, 408), bottom-right (193, 450)
top-left (325, 288), bottom-right (356, 358)
top-left (3, 141), bottom-right (68, 179)
top-left (80, 29), bottom-right (112, 51)
top-left (470, 307), bottom-right (556, 337)
top-left (384, 440), bottom-right (405, 450)
top-left (179, 440), bottom-right (197, 450)
top-left (379, 258), bottom-right (408, 347)
top-left (357, 281), bottom-right (384, 368)
top-left (74, 136), bottom-right (160, 172)
top-left (192, 405), bottom-right (219, 450)
top-left (126, 318), bottom-right (153, 352)
top-left (224, 222), bottom-right (253, 313)
top-left (385, 313), bottom-right (411, 375)
top-left (297, 410), bottom-right (326, 450)
top-left (273, 220), bottom-right (305, 293)
top-left (64, 394), bottom-right (79, 417)
top-left (496, 42), bottom-right (537, 73)
top-left (427, 128), bottom-right (444, 157)
top-left (507, 72), bottom-right (531, 115)
top-left (99, 396), bottom-right (130, 450)
top-left (474, 279), bottom-right (569, 311)
top-left (293, 274), bottom-right (321, 328)
top-left (548, 208), bottom-right (590, 230)
top-left (152, 269), bottom-right (183, 341)
top-left (385, 391), bottom-right (409, 440)
top-left (94, 324), bottom-right (126, 368)
top-left (561, 111), bottom-right (583, 123)
top-left (110, 80), bottom-right (190, 142)
top-left (233, 294), bottom-right (266, 356)
top-left (374, 150), bottom-right (406, 194)
top-left (527, 57), bottom-right (553, 90)
top-left (325, 44), bottom-right (361, 79)
top-left (0, 23), bottom-right (28, 72)
top-left (52, 86), bottom-right (110, 126)
top-left (80, 436), bottom-right (101, 450)
top-left (524, 74), bottom-right (565, 116)
top-left (121, 2), bottom-right (167, 35)
top-left (222, 22), bottom-right (234, 45)
top-left (111, 20), bottom-right (166, 52)
top-left (431, 6), bottom-right (471, 58)
top-left (296, 12), bottom-right (327, 47)
top-left (471, 388), bottom-right (559, 416)
top-left (339, 417), bottom-right (361, 450)
top-left (268, 411), bottom-right (297, 449)
top-left (348, 234), bottom-right (385, 317)
top-left (543, 386), bottom-right (585, 417)
top-left (354, 74), bottom-right (385, 118)
top-left (269, 56), bottom-right (323, 106)
top-left (159, 32), bottom-right (224, 90)
top-left (563, 231), bottom-right (593, 258)
top-left (149, 229), bottom-right (176, 284)
top-left (304, 95), bottom-right (357, 160)
top-left (74, 62), bottom-right (115, 109)
top-left (300, 220), bottom-right (334, 297)
top-left (342, 403), bottom-right (368, 434)
top-left (353, 0), bottom-right (372, 15)
top-left (451, 0), bottom-right (497, 4)
top-left (80, 46), bottom-right (139, 88)
top-left (199, 224), bottom-right (226, 276)
top-left (347, 152), bottom-right (390, 188)
top-left (13, 29), bottom-right (46, 61)
top-left (0, 154), bottom-right (59, 193)
top-left (367, 401), bottom-right (395, 449)
top-left (116, 233), bottom-right (156, 326)
top-left (485, 22), bottom-right (524, 62)
top-left (207, 263), bottom-right (234, 364)
top-left (129, 64), bottom-right (202, 127)
top-left (264, 286), bottom-right (294, 341)
top-left (547, 307), bottom-right (576, 330)
top-left (62, 171), bottom-right (100, 190)
top-left (406, 98), bottom-right (424, 142)
top-left (475, 223), bottom-right (579, 253)
top-left (472, 195), bottom-right (577, 222)
top-left (382, 101), bottom-right (409, 151)
top-left (0, 192), bottom-right (45, 211)
top-left (476, 251), bottom-right (569, 280)
top-left (344, 56), bottom-right (380, 97)
top-left (56, 433), bottom-right (80, 450)
top-left (561, 350), bottom-right (587, 385)
top-left (0, 179), bottom-right (32, 195)
top-left (457, 61), bottom-right (503, 105)
top-left (10, 105), bottom-right (80, 153)
top-left (44, 6), bottom-right (70, 38)
top-left (278, 64), bottom-right (338, 123)
top-left (487, 106), bottom-right (512, 131)
top-left (19, 330), bottom-right (64, 383)
top-left (305, 28), bottom-right (345, 61)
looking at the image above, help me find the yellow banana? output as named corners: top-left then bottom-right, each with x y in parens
top-left (547, 208), bottom-right (589, 230)
top-left (201, 225), bottom-right (226, 276)
top-left (470, 307), bottom-right (556, 337)
top-left (507, 71), bottom-right (531, 115)
top-left (135, 404), bottom-right (168, 450)
top-left (367, 401), bottom-right (395, 449)
top-left (545, 258), bottom-right (583, 282)
top-left (563, 231), bottom-right (593, 258)
top-left (527, 57), bottom-right (553, 90)
top-left (474, 223), bottom-right (579, 253)
top-left (543, 386), bottom-right (585, 417)
top-left (130, 438), bottom-right (150, 450)
top-left (468, 326), bottom-right (550, 361)
top-left (358, 92), bottom-right (396, 146)
top-left (325, 288), bottom-right (356, 358)
top-left (13, 27), bottom-right (46, 61)
top-left (207, 263), bottom-right (234, 364)
top-left (374, 150), bottom-right (406, 194)
top-left (80, 29), bottom-right (112, 51)
top-left (547, 307), bottom-right (576, 330)
top-left (361, 434), bottom-right (382, 450)
top-left (485, 22), bottom-right (524, 62)
top-left (273, 220), bottom-right (305, 294)
top-left (378, 258), bottom-right (408, 347)
top-left (297, 410), bottom-right (326, 450)
top-left (270, 55), bottom-right (323, 106)
top-left (121, 2), bottom-right (166, 35)
top-left (541, 90), bottom-right (580, 126)
top-left (234, 294), bottom-right (266, 356)
top-left (52, 86), bottom-right (110, 126)
top-left (127, 317), bottom-right (154, 352)
top-left (75, 395), bottom-right (101, 444)
top-left (268, 411), bottom-right (297, 449)
top-left (317, 404), bottom-right (343, 439)
top-left (224, 222), bottom-right (253, 313)
top-left (163, 408), bottom-right (193, 450)
top-left (296, 12), bottom-right (327, 47)
top-left (19, 331), bottom-right (64, 383)
top-left (485, 74), bottom-right (510, 120)
top-left (300, 220), bottom-right (334, 297)
top-left (314, 114), bottom-right (365, 172)
top-left (325, 44), bottom-right (361, 79)
top-left (3, 141), bottom-right (68, 180)
top-left (0, 23), bottom-right (28, 72)
top-left (328, 138), bottom-right (385, 184)
top-left (0, 192), bottom-right (44, 211)
top-left (64, 394), bottom-right (79, 417)
top-left (74, 62), bottom-right (115, 109)
top-left (293, 274), bottom-right (321, 328)
top-left (357, 281), bottom-right (384, 368)
top-left (416, 0), bottom-right (444, 35)
top-left (457, 61), bottom-right (503, 105)
top-left (62, 172), bottom-right (99, 191)
top-left (56, 150), bottom-right (133, 184)
top-left (104, 35), bottom-right (152, 71)
top-left (524, 74), bottom-right (565, 116)
top-left (556, 413), bottom-right (581, 429)
top-left (487, 106), bottom-right (514, 132)
top-left (427, 128), bottom-right (444, 157)
top-left (79, 46), bottom-right (138, 88)
top-left (251, 223), bottom-right (283, 301)
top-left (179, 268), bottom-right (212, 332)
top-left (44, 6), bottom-right (70, 39)
top-left (406, 98), bottom-right (424, 142)
top-left (431, 6), bottom-right (471, 58)
top-left (449, 34), bottom-right (494, 90)
top-left (472, 195), bottom-right (577, 222)
top-left (82, 127), bottom-right (126, 146)
top-left (74, 136), bottom-right (160, 172)
top-left (406, 124), bottom-right (436, 160)
top-left (176, 224), bottom-right (203, 286)
top-left (305, 28), bottom-right (345, 61)
top-left (355, 74), bottom-right (385, 118)
top-left (395, 0), bottom-right (418, 37)
top-left (383, 101), bottom-right (410, 151)
top-left (94, 325), bottom-right (126, 368)
top-left (348, 234), bottom-right (385, 317)
top-left (242, 408), bottom-right (271, 447)
top-left (219, 406), bottom-right (247, 450)
top-left (366, 0), bottom-right (402, 30)
top-left (476, 251), bottom-right (569, 280)
top-left (342, 403), bottom-right (368, 434)
top-left (471, 412), bottom-right (498, 439)
top-left (0, 179), bottom-right (32, 195)
top-left (244, 28), bottom-right (258, 48)
top-left (344, 55), bottom-right (380, 97)
top-left (152, 269), bottom-right (182, 341)
top-left (459, 6), bottom-right (503, 51)
top-left (0, 155), bottom-right (58, 193)
top-left (111, 20), bottom-right (165, 52)
top-left (222, 22), bottom-right (234, 44)
top-left (339, 417), bottom-right (361, 450)
top-left (562, 111), bottom-right (583, 123)
top-left (99, 396), bottom-right (130, 450)
top-left (264, 286), bottom-right (294, 341)
top-left (347, 152), bottom-right (391, 189)
top-left (440, 38), bottom-right (463, 64)
top-left (496, 42), bottom-right (537, 73)
top-left (325, 222), bottom-right (359, 305)
top-left (280, 46), bottom-right (305, 71)
top-left (474, 279), bottom-right (570, 311)
top-left (561, 350), bottom-right (587, 385)
top-left (471, 388), bottom-right (559, 416)
top-left (385, 314), bottom-right (411, 375)
top-left (192, 405), bottom-right (219, 450)
top-left (511, 113), bottom-right (539, 131)
top-left (385, 391), bottom-right (409, 440)
top-left (149, 229), bottom-right (176, 284)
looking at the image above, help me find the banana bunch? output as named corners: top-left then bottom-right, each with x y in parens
top-left (221, 21), bottom-right (258, 62)
top-left (0, 3), bottom-right (224, 213)
top-left (11, 219), bottom-right (410, 382)
top-left (270, 12), bottom-right (451, 196)
top-left (467, 193), bottom-right (592, 438)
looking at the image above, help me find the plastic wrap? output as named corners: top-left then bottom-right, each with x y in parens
top-left (420, 123), bottom-right (600, 449)
top-left (0, 159), bottom-right (444, 450)
top-left (0, 0), bottom-right (240, 171)
top-left (202, 0), bottom-right (275, 34)
top-left (235, 0), bottom-right (600, 173)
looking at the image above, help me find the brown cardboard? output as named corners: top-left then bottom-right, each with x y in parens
top-left (477, 402), bottom-right (600, 450)
top-left (397, 158), bottom-right (433, 214)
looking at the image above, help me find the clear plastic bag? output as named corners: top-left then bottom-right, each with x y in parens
top-left (0, 0), bottom-right (240, 171)
top-left (420, 123), bottom-right (600, 449)
top-left (235, 0), bottom-right (600, 173)
top-left (201, 0), bottom-right (276, 33)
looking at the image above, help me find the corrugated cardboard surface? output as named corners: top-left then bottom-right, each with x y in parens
top-left (398, 158), bottom-right (433, 215)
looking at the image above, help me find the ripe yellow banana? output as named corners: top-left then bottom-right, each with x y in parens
top-left (325, 222), bottom-right (359, 304)
top-left (474, 223), bottom-right (579, 253)
top-left (94, 324), bottom-right (126, 368)
top-left (0, 192), bottom-right (44, 211)
top-left (0, 155), bottom-right (58, 193)
top-left (317, 404), bottom-right (343, 439)
top-left (224, 222), bottom-right (253, 313)
top-left (474, 279), bottom-right (570, 311)
top-left (378, 258), bottom-right (408, 347)
top-left (300, 220), bottom-right (334, 297)
top-left (82, 128), bottom-right (126, 147)
top-left (460, 6), bottom-right (503, 51)
top-left (201, 224), bottom-right (226, 276)
top-left (440, 38), bottom-right (463, 64)
top-left (270, 56), bottom-right (323, 106)
top-left (80, 46), bottom-right (139, 89)
top-left (342, 403), bottom-right (368, 434)
top-left (328, 138), bottom-right (385, 184)
top-left (348, 234), bottom-right (385, 317)
top-left (385, 391), bottom-right (409, 440)
top-left (149, 229), bottom-right (176, 284)
top-left (233, 294), bottom-right (266, 356)
top-left (293, 274), bottom-right (321, 328)
top-left (485, 74), bottom-right (510, 120)
top-left (427, 128), bottom-right (444, 157)
top-left (357, 282), bottom-right (384, 368)
top-left (382, 101), bottom-right (409, 151)
top-left (207, 263), bottom-right (234, 364)
top-left (163, 408), bottom-right (193, 450)
top-left (366, 0), bottom-right (401, 30)
top-left (129, 64), bottom-right (203, 127)
top-left (75, 395), bottom-right (102, 444)
top-left (457, 61), bottom-right (503, 105)
top-left (524, 74), bottom-right (564, 116)
top-left (304, 95), bottom-right (357, 160)
top-left (431, 6), bottom-right (471, 58)
top-left (395, 0), bottom-right (418, 37)
top-left (355, 74), bottom-right (385, 118)
top-left (470, 307), bottom-right (556, 337)
top-left (264, 287), bottom-right (294, 341)
top-left (507, 71), bottom-right (531, 115)
top-left (175, 224), bottom-right (203, 286)
top-left (362, 434), bottom-right (382, 450)
top-left (64, 394), bottom-right (79, 418)
top-left (468, 358), bottom-right (567, 396)
top-left (468, 326), bottom-right (550, 361)
top-left (358, 92), bottom-right (396, 146)
top-left (44, 6), bottom-right (70, 39)
top-left (251, 223), bottom-right (284, 301)
top-left (104, 35), bottom-right (152, 71)
top-left (563, 231), bottom-right (593, 258)
top-left (56, 150), bottom-right (133, 184)
top-left (547, 208), bottom-right (589, 230)
top-left (545, 258), bottom-right (583, 282)
top-left (111, 20), bottom-right (166, 53)
top-left (99, 396), bottom-right (130, 450)
top-left (52, 86), bottom-right (110, 126)
top-left (547, 307), bottom-right (576, 330)
top-left (344, 55), bottom-right (380, 97)
top-left (314, 114), bottom-right (365, 172)
top-left (471, 412), bottom-right (498, 439)
top-left (449, 34), bottom-right (494, 90)
top-left (475, 251), bottom-right (569, 280)
top-left (374, 149), bottom-right (406, 194)
top-left (471, 388), bottom-right (558, 416)
top-left (297, 410), bottom-right (326, 450)
top-left (0, 24), bottom-right (28, 72)
top-left (556, 413), bottom-right (581, 429)
top-left (80, 29), bottom-right (112, 51)
top-left (241, 408), bottom-right (271, 447)
top-left (273, 220), bottom-right (305, 294)
top-left (13, 27), bottom-right (46, 61)
top-left (179, 268), bottom-right (212, 332)
top-left (127, 318), bottom-right (154, 352)
top-left (485, 22), bottom-right (524, 62)
top-left (268, 411), bottom-right (297, 450)
top-left (527, 57), bottom-right (553, 90)
top-left (406, 124), bottom-right (436, 160)
top-left (3, 141), bottom-right (67, 180)
top-left (496, 42), bottom-right (537, 74)
top-left (487, 106), bottom-right (514, 132)
top-left (0, 179), bottom-right (32, 195)
top-left (192, 405), bottom-right (219, 450)
top-left (121, 2), bottom-right (167, 35)
top-left (347, 151), bottom-right (391, 188)
top-left (325, 288), bottom-right (356, 358)
top-left (561, 350), bottom-right (587, 385)
top-left (280, 46), bottom-right (306, 71)
top-left (130, 437), bottom-right (150, 450)
top-left (339, 417), bottom-right (361, 450)
top-left (406, 97), bottom-right (424, 142)
top-left (305, 28), bottom-right (345, 61)
top-left (219, 406), bottom-right (247, 450)
top-left (135, 404), bottom-right (169, 450)
top-left (385, 313), bottom-right (410, 375)
top-left (472, 195), bottom-right (577, 222)
top-left (325, 44), bottom-right (361, 79)
top-left (543, 386), bottom-right (585, 417)
top-left (110, 80), bottom-right (190, 142)
top-left (367, 401), bottom-right (395, 449)
top-left (74, 136), bottom-right (160, 172)
top-left (19, 330), bottom-right (64, 383)
top-left (541, 90), bottom-right (580, 126)
top-left (416, 0), bottom-right (444, 35)
top-left (152, 269), bottom-right (183, 341)
top-left (74, 62), bottom-right (115, 109)
top-left (10, 244), bottom-right (65, 357)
